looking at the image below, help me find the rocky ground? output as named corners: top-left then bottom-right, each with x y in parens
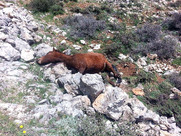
top-left (0, 0), bottom-right (181, 136)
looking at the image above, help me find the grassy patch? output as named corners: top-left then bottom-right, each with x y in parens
top-left (137, 81), bottom-right (181, 128)
top-left (172, 57), bottom-right (181, 66)
top-left (0, 112), bottom-right (26, 136)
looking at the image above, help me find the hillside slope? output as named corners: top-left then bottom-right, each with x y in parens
top-left (0, 0), bottom-right (181, 135)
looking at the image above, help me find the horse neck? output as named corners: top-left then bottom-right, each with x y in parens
top-left (57, 52), bottom-right (72, 63)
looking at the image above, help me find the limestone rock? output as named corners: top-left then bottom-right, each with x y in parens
top-left (34, 43), bottom-right (53, 57)
top-left (80, 74), bottom-right (105, 102)
top-left (0, 32), bottom-right (8, 41)
top-left (21, 49), bottom-right (35, 62)
top-left (57, 73), bottom-right (82, 96)
top-left (15, 37), bottom-right (31, 52)
top-left (0, 42), bottom-right (20, 61)
top-left (93, 85), bottom-right (128, 114)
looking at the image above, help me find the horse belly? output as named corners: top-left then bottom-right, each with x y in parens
top-left (85, 61), bottom-right (105, 73)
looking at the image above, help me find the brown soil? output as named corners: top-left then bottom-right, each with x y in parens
top-left (70, 2), bottom-right (100, 9)
top-left (156, 73), bottom-right (165, 83)
top-left (117, 62), bottom-right (137, 77)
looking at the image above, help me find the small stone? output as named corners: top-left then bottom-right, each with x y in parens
top-left (147, 53), bottom-right (158, 60)
top-left (93, 44), bottom-right (101, 50)
top-left (38, 99), bottom-right (48, 105)
top-left (88, 49), bottom-right (93, 52)
top-left (80, 40), bottom-right (86, 45)
top-left (60, 40), bottom-right (66, 45)
top-left (132, 88), bottom-right (145, 96)
top-left (118, 53), bottom-right (127, 60)
top-left (73, 45), bottom-right (81, 50)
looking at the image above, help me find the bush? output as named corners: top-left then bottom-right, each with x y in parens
top-left (162, 13), bottom-right (181, 34)
top-left (169, 72), bottom-right (181, 90)
top-left (133, 35), bottom-right (178, 60)
top-left (50, 5), bottom-right (64, 15)
top-left (169, 0), bottom-right (181, 8)
top-left (29, 0), bottom-right (57, 12)
top-left (136, 23), bottom-right (162, 42)
top-left (63, 15), bottom-right (106, 39)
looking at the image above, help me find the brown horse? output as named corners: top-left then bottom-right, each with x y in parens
top-left (37, 48), bottom-right (121, 86)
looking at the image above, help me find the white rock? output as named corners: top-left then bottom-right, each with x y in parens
top-left (118, 53), bottom-right (127, 60)
top-left (73, 44), bottom-right (81, 50)
top-left (15, 37), bottom-right (31, 52)
top-left (35, 43), bottom-right (53, 57)
top-left (0, 32), bottom-right (8, 40)
top-left (0, 42), bottom-right (20, 61)
top-left (60, 40), bottom-right (66, 45)
top-left (80, 40), bottom-right (86, 45)
top-left (93, 44), bottom-right (101, 50)
top-left (88, 49), bottom-right (93, 52)
top-left (2, 7), bottom-right (13, 15)
top-left (21, 49), bottom-right (34, 62)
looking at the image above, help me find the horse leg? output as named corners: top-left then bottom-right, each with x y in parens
top-left (106, 61), bottom-right (122, 86)
top-left (78, 66), bottom-right (86, 74)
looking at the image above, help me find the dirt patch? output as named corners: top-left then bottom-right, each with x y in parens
top-left (117, 62), bottom-right (137, 77)
top-left (156, 73), bottom-right (165, 83)
top-left (70, 2), bottom-right (100, 9)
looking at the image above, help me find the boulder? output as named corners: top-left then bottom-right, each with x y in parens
top-left (20, 28), bottom-right (34, 45)
top-left (93, 86), bottom-right (128, 114)
top-left (34, 43), bottom-right (53, 57)
top-left (58, 73), bottom-right (82, 96)
top-left (15, 37), bottom-right (31, 52)
top-left (0, 42), bottom-right (20, 61)
top-left (80, 74), bottom-right (105, 102)
top-left (21, 49), bottom-right (35, 62)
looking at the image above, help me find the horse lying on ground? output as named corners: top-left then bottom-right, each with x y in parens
top-left (37, 48), bottom-right (122, 86)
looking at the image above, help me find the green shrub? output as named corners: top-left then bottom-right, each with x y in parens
top-left (50, 5), bottom-right (64, 15)
top-left (29, 0), bottom-right (57, 12)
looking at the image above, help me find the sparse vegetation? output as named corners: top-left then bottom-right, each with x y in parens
top-left (0, 112), bottom-right (25, 136)
top-left (63, 15), bottom-right (106, 40)
top-left (27, 114), bottom-right (139, 136)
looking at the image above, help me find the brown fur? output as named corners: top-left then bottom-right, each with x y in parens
top-left (37, 48), bottom-right (121, 86)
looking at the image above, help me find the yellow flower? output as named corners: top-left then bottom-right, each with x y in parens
top-left (23, 131), bottom-right (26, 134)
top-left (20, 125), bottom-right (23, 129)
